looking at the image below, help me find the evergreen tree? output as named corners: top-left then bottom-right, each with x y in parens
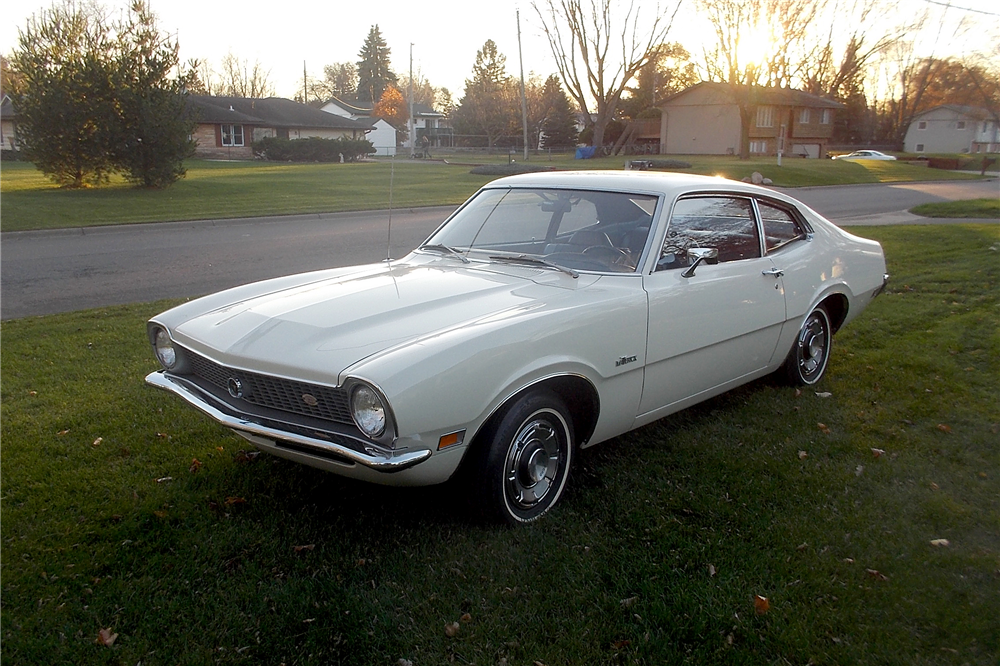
top-left (111, 1), bottom-right (194, 188)
top-left (539, 74), bottom-right (579, 149)
top-left (356, 25), bottom-right (397, 105)
top-left (452, 40), bottom-right (519, 148)
top-left (10, 2), bottom-right (117, 187)
top-left (10, 0), bottom-right (193, 188)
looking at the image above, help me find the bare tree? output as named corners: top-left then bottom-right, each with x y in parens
top-left (533, 0), bottom-right (682, 148)
top-left (219, 51), bottom-right (274, 98)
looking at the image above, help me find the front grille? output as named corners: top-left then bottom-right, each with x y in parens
top-left (185, 350), bottom-right (353, 426)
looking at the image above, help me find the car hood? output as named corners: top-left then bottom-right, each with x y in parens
top-left (165, 259), bottom-right (597, 385)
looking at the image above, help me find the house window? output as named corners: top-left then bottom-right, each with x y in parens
top-left (820, 109), bottom-right (831, 125)
top-left (756, 106), bottom-right (774, 128)
top-left (799, 108), bottom-right (810, 124)
top-left (916, 144), bottom-right (925, 152)
top-left (956, 121), bottom-right (966, 130)
top-left (750, 140), bottom-right (768, 154)
top-left (918, 121), bottom-right (927, 130)
top-left (222, 124), bottom-right (244, 147)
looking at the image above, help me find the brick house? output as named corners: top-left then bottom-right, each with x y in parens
top-left (658, 82), bottom-right (843, 158)
top-left (189, 95), bottom-right (374, 159)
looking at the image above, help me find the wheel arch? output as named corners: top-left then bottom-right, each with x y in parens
top-left (817, 291), bottom-right (849, 333)
top-left (456, 373), bottom-right (600, 477)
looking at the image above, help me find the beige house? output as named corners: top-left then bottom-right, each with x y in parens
top-left (189, 96), bottom-right (374, 159)
top-left (658, 82), bottom-right (842, 158)
top-left (904, 105), bottom-right (1000, 154)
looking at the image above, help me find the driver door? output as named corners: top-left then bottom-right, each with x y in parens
top-left (638, 195), bottom-right (785, 420)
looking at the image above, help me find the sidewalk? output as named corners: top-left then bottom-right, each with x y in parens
top-left (833, 210), bottom-right (999, 226)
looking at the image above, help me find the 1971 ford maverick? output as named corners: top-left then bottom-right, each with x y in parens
top-left (147, 171), bottom-right (888, 523)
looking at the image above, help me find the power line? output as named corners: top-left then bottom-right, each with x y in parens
top-left (920, 0), bottom-right (1000, 17)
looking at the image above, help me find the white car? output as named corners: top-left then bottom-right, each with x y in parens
top-left (833, 150), bottom-right (897, 161)
top-left (146, 171), bottom-right (888, 524)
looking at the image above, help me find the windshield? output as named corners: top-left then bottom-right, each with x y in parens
top-left (425, 187), bottom-right (659, 273)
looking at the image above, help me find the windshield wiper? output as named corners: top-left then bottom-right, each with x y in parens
top-left (419, 243), bottom-right (470, 263)
top-left (488, 253), bottom-right (579, 278)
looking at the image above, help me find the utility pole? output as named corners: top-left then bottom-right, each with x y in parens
top-left (303, 61), bottom-right (308, 104)
top-left (408, 44), bottom-right (415, 158)
top-left (517, 10), bottom-right (529, 161)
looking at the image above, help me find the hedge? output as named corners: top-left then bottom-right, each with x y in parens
top-left (253, 136), bottom-right (376, 163)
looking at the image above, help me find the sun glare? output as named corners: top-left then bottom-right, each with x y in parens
top-left (735, 28), bottom-right (771, 71)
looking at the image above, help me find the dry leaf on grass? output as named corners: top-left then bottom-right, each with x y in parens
top-left (871, 448), bottom-right (885, 458)
top-left (189, 458), bottom-right (202, 473)
top-left (224, 497), bottom-right (246, 506)
top-left (866, 569), bottom-right (889, 581)
top-left (444, 621), bottom-right (460, 637)
top-left (754, 595), bottom-right (770, 615)
top-left (798, 450), bottom-right (808, 460)
top-left (460, 613), bottom-right (472, 623)
top-left (293, 544), bottom-right (315, 553)
top-left (937, 424), bottom-right (952, 433)
top-left (92, 437), bottom-right (103, 447)
top-left (930, 539), bottom-right (950, 547)
top-left (96, 628), bottom-right (117, 646)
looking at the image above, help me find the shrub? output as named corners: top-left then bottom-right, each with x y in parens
top-left (254, 136), bottom-right (376, 163)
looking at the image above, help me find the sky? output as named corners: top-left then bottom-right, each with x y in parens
top-left (2, 0), bottom-right (997, 103)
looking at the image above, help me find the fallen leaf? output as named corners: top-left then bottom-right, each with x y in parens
top-left (28, 390), bottom-right (38, 396)
top-left (189, 458), bottom-right (202, 473)
top-left (620, 596), bottom-right (638, 608)
top-left (460, 612), bottom-right (472, 623)
top-left (930, 539), bottom-right (950, 547)
top-left (937, 424), bottom-right (952, 433)
top-left (855, 465), bottom-right (865, 476)
top-left (708, 564), bottom-right (717, 577)
top-left (754, 595), bottom-right (770, 615)
top-left (153, 510), bottom-right (167, 519)
top-left (92, 437), bottom-right (103, 447)
top-left (871, 448), bottom-right (885, 458)
top-left (444, 621), bottom-right (460, 637)
top-left (224, 497), bottom-right (246, 506)
top-left (815, 391), bottom-right (832, 398)
top-left (612, 639), bottom-right (631, 649)
top-left (293, 544), bottom-right (315, 553)
top-left (794, 388), bottom-right (802, 397)
top-left (156, 432), bottom-right (170, 439)
top-left (57, 429), bottom-right (70, 436)
top-left (798, 450), bottom-right (808, 460)
top-left (155, 476), bottom-right (173, 483)
top-left (817, 423), bottom-right (831, 434)
top-left (96, 628), bottom-right (117, 646)
top-left (303, 618), bottom-right (315, 624)
top-left (796, 543), bottom-right (809, 551)
top-left (866, 569), bottom-right (888, 581)
top-left (843, 558), bottom-right (855, 564)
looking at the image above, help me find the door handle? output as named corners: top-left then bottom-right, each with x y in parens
top-left (762, 267), bottom-right (784, 277)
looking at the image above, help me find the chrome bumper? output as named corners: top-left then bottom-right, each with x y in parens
top-left (145, 371), bottom-right (432, 473)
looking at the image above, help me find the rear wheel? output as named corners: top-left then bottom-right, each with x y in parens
top-left (478, 390), bottom-right (574, 525)
top-left (782, 305), bottom-right (832, 385)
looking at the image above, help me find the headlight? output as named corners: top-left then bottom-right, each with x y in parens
top-left (351, 383), bottom-right (387, 438)
top-left (152, 327), bottom-right (177, 369)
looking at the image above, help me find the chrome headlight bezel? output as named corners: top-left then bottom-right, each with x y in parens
top-left (348, 380), bottom-right (396, 446)
top-left (148, 324), bottom-right (189, 373)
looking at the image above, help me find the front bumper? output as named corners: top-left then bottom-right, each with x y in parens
top-left (145, 370), bottom-right (432, 473)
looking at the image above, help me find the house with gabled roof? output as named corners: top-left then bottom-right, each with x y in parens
top-left (321, 96), bottom-right (398, 156)
top-left (189, 95), bottom-right (374, 159)
top-left (657, 82), bottom-right (843, 158)
top-left (904, 105), bottom-right (1000, 154)
top-left (322, 95), bottom-right (453, 156)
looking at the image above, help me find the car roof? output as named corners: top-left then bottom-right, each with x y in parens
top-left (484, 170), bottom-right (789, 202)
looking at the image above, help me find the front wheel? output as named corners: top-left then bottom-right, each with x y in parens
top-left (478, 390), bottom-right (574, 525)
top-left (781, 305), bottom-right (832, 385)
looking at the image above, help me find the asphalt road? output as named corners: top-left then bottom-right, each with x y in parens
top-left (2, 179), bottom-right (998, 320)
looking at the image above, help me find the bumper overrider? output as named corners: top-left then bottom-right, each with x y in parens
top-left (145, 370), bottom-right (432, 472)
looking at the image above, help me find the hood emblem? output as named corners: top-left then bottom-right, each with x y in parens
top-left (227, 377), bottom-right (244, 399)
top-left (302, 393), bottom-right (319, 407)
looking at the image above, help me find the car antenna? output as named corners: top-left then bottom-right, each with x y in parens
top-left (385, 155), bottom-right (401, 298)
top-left (385, 154), bottom-right (395, 263)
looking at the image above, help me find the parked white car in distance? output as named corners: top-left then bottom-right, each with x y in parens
top-left (833, 150), bottom-right (897, 161)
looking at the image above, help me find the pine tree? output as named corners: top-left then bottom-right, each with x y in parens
top-left (10, 3), bottom-right (117, 187)
top-left (540, 75), bottom-right (579, 149)
top-left (111, 1), bottom-right (194, 188)
top-left (452, 40), bottom-right (519, 149)
top-left (356, 25), bottom-right (397, 105)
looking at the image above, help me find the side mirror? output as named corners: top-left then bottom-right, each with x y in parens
top-left (681, 247), bottom-right (719, 278)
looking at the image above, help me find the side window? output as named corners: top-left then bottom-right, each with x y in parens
top-left (658, 196), bottom-right (760, 270)
top-left (758, 201), bottom-right (808, 252)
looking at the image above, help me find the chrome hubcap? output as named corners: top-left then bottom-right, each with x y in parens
top-left (505, 415), bottom-right (562, 510)
top-left (798, 314), bottom-right (828, 379)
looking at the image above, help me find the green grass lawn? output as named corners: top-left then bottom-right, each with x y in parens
top-left (2, 224), bottom-right (997, 665)
top-left (0, 154), bottom-right (985, 232)
top-left (911, 198), bottom-right (1000, 218)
